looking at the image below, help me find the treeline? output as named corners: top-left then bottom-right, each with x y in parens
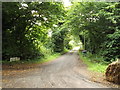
top-left (67, 2), bottom-right (120, 62)
top-left (2, 2), bottom-right (120, 62)
top-left (2, 2), bottom-right (72, 60)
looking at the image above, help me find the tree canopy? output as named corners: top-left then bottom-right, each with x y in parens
top-left (2, 2), bottom-right (67, 60)
top-left (66, 2), bottom-right (120, 62)
top-left (2, 2), bottom-right (120, 62)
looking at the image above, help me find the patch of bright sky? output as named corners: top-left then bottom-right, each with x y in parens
top-left (62, 0), bottom-right (72, 7)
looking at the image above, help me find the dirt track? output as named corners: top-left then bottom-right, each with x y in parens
top-left (2, 48), bottom-right (111, 88)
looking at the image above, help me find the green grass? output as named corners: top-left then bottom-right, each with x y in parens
top-left (79, 52), bottom-right (108, 73)
top-left (2, 53), bottom-right (60, 65)
top-left (61, 48), bottom-right (69, 55)
top-left (2, 48), bottom-right (70, 65)
top-left (37, 53), bottom-right (60, 63)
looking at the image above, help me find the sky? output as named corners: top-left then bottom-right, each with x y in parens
top-left (62, 0), bottom-right (72, 7)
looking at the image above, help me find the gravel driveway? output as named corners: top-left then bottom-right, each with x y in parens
top-left (2, 49), bottom-right (109, 88)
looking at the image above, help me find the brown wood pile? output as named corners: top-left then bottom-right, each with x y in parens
top-left (105, 60), bottom-right (120, 84)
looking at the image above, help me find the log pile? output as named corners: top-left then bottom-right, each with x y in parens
top-left (105, 59), bottom-right (120, 84)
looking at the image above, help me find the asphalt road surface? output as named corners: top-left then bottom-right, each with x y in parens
top-left (2, 48), bottom-right (110, 88)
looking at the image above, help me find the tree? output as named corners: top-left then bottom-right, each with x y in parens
top-left (66, 2), bottom-right (120, 61)
top-left (2, 2), bottom-right (66, 60)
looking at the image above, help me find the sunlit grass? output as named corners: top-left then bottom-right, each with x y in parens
top-left (37, 53), bottom-right (60, 64)
top-left (2, 48), bottom-right (70, 65)
top-left (2, 53), bottom-right (61, 65)
top-left (79, 52), bottom-right (108, 73)
top-left (1, 48), bottom-right (68, 65)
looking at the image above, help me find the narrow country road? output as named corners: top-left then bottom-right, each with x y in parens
top-left (2, 48), bottom-right (109, 88)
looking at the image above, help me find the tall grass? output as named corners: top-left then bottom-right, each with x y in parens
top-left (79, 52), bottom-right (108, 73)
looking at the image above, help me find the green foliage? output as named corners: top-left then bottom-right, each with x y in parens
top-left (3, 2), bottom-right (119, 63)
top-left (67, 2), bottom-right (120, 62)
top-left (2, 53), bottom-right (60, 65)
top-left (102, 3), bottom-right (120, 62)
top-left (79, 52), bottom-right (108, 73)
top-left (103, 29), bottom-right (120, 62)
top-left (52, 27), bottom-right (67, 52)
top-left (2, 2), bottom-right (66, 60)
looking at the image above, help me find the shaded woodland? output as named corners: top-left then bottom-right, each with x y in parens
top-left (2, 2), bottom-right (120, 62)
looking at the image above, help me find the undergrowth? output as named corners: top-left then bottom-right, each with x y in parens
top-left (79, 52), bottom-right (109, 73)
top-left (2, 49), bottom-right (69, 65)
top-left (2, 53), bottom-right (60, 65)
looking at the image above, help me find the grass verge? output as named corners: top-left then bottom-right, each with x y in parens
top-left (2, 53), bottom-right (61, 65)
top-left (37, 53), bottom-right (60, 64)
top-left (2, 49), bottom-right (70, 65)
top-left (79, 52), bottom-right (108, 73)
